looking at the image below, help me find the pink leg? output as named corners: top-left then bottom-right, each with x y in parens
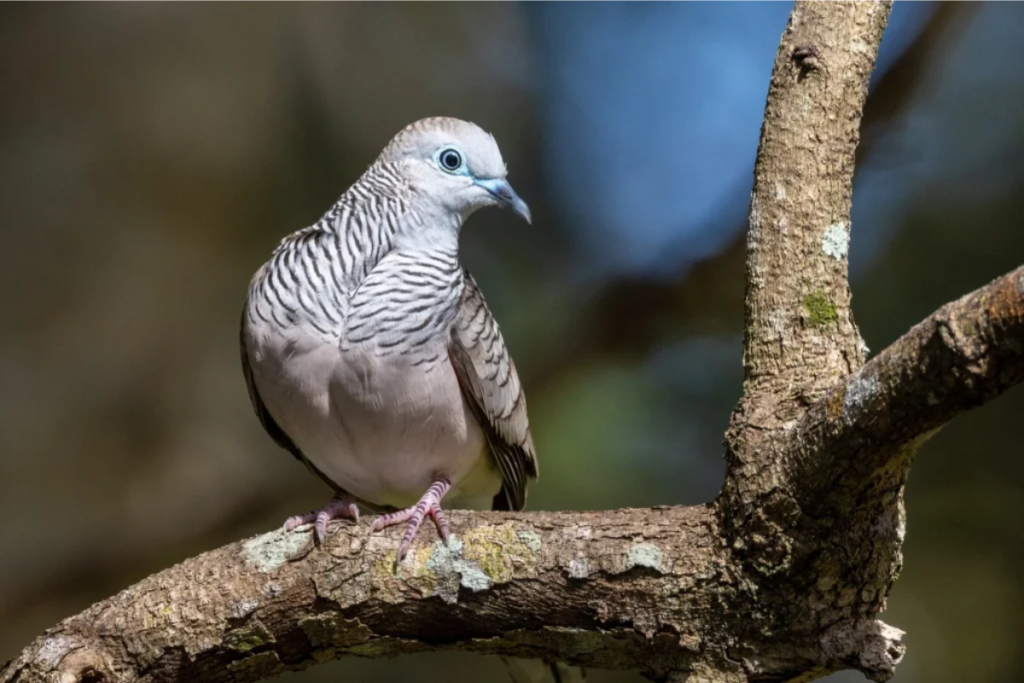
top-left (371, 478), bottom-right (452, 560)
top-left (283, 491), bottom-right (360, 544)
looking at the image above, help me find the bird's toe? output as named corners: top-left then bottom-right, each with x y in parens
top-left (284, 492), bottom-right (360, 543)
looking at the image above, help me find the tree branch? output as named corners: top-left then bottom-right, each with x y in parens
top-left (738, 3), bottom-right (883, 411)
top-left (5, 3), bottom-right (1021, 683)
top-left (790, 265), bottom-right (1024, 518)
top-left (720, 0), bottom-right (890, 570)
top-left (1, 504), bottom-right (904, 683)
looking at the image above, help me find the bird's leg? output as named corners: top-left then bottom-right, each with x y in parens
top-left (283, 491), bottom-right (360, 544)
top-left (371, 478), bottom-right (452, 560)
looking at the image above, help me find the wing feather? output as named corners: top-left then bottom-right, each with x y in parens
top-left (449, 270), bottom-right (538, 511)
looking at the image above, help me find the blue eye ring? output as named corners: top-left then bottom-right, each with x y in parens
top-left (437, 147), bottom-right (464, 173)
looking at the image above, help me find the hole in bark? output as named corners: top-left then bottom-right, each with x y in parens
top-left (791, 44), bottom-right (826, 81)
top-left (79, 667), bottom-right (107, 683)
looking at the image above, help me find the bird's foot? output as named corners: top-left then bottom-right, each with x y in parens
top-left (371, 478), bottom-right (452, 561)
top-left (283, 491), bottom-right (360, 544)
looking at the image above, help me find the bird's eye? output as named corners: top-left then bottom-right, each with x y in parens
top-left (438, 148), bottom-right (463, 172)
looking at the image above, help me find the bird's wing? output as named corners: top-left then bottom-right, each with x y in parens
top-left (239, 306), bottom-right (343, 493)
top-left (448, 269), bottom-right (538, 511)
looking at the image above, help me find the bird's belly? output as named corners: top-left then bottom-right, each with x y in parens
top-left (277, 342), bottom-right (496, 509)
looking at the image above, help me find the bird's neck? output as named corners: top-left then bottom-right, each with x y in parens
top-left (316, 164), bottom-right (464, 291)
top-left (392, 213), bottom-right (462, 256)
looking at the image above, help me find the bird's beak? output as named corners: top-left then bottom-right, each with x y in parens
top-left (475, 178), bottom-right (532, 224)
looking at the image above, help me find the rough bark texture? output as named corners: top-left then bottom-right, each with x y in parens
top-left (5, 3), bottom-right (1024, 683)
top-left (717, 6), bottom-right (897, 677)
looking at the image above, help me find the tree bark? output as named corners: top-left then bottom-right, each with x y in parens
top-left (5, 3), bottom-right (1023, 683)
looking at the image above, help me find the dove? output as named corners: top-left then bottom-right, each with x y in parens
top-left (241, 117), bottom-right (536, 561)
top-left (240, 117), bottom-right (584, 683)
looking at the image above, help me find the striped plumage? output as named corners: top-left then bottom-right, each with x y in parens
top-left (240, 117), bottom-right (537, 556)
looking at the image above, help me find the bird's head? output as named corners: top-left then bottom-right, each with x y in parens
top-left (377, 117), bottom-right (531, 225)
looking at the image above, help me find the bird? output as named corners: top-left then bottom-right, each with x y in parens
top-left (241, 116), bottom-right (585, 683)
top-left (240, 116), bottom-right (538, 562)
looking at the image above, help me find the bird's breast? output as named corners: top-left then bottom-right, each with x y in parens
top-left (321, 343), bottom-right (495, 509)
top-left (247, 241), bottom-right (496, 509)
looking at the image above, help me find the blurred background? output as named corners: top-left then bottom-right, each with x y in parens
top-left (1, 3), bottom-right (1022, 682)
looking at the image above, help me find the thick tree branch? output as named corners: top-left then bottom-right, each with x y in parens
top-left (738, 3), bottom-right (883, 411)
top-left (790, 266), bottom-right (1024, 518)
top-left (1, 504), bottom-right (908, 683)
top-left (1, 509), bottom-right (737, 683)
top-left (6, 4), bottom-right (1021, 683)
top-left (720, 1), bottom-right (891, 573)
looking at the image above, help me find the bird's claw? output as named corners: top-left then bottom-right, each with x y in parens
top-left (371, 478), bottom-right (452, 561)
top-left (283, 492), bottom-right (360, 544)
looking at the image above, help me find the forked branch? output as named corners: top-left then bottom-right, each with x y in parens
top-left (4, 4), bottom-right (1021, 683)
top-left (791, 265), bottom-right (1024, 518)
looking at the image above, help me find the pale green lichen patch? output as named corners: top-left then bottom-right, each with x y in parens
top-left (228, 598), bottom-right (259, 620)
top-left (224, 619), bottom-right (275, 653)
top-left (462, 527), bottom-right (511, 582)
top-left (627, 543), bottom-right (664, 572)
top-left (516, 529), bottom-right (542, 552)
top-left (568, 557), bottom-right (590, 579)
top-left (371, 554), bottom-right (396, 582)
top-left (35, 635), bottom-right (78, 670)
top-left (455, 560), bottom-right (492, 592)
top-left (367, 544), bottom-right (438, 600)
top-left (767, 309), bottom-right (788, 340)
top-left (423, 537), bottom-right (492, 601)
top-left (843, 371), bottom-right (878, 421)
top-left (425, 536), bottom-right (464, 573)
top-left (242, 529), bottom-right (309, 573)
top-left (822, 221), bottom-right (850, 259)
top-left (803, 292), bottom-right (838, 329)
top-left (373, 526), bottom-right (542, 603)
top-left (462, 524), bottom-right (542, 584)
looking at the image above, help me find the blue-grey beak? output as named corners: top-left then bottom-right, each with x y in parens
top-left (475, 178), bottom-right (532, 224)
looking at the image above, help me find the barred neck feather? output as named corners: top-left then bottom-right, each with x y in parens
top-left (246, 160), bottom-right (466, 352)
top-left (247, 162), bottom-right (415, 337)
top-left (344, 241), bottom-right (465, 357)
top-left (296, 162), bottom-right (414, 291)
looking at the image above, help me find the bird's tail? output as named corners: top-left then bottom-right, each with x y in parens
top-left (502, 657), bottom-right (587, 683)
